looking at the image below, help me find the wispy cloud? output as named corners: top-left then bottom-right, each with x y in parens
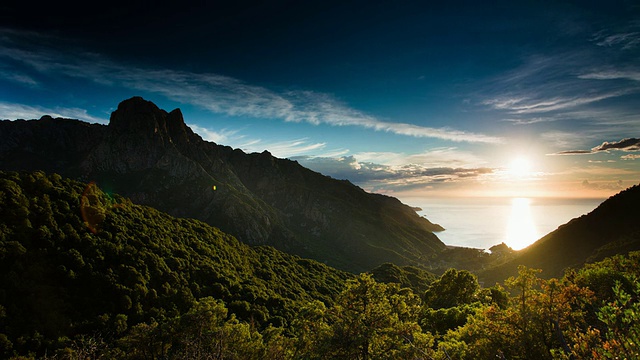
top-left (186, 123), bottom-right (340, 158)
top-left (582, 179), bottom-right (625, 191)
top-left (0, 69), bottom-right (39, 87)
top-left (187, 123), bottom-right (239, 144)
top-left (354, 147), bottom-right (487, 168)
top-left (0, 30), bottom-right (501, 144)
top-left (541, 131), bottom-right (600, 150)
top-left (0, 101), bottom-right (107, 123)
top-left (592, 30), bottom-right (640, 50)
top-left (551, 137), bottom-right (640, 155)
top-left (579, 70), bottom-right (640, 82)
top-left (484, 90), bottom-right (633, 115)
top-left (246, 138), bottom-right (328, 158)
top-left (478, 37), bottom-right (640, 129)
top-left (554, 149), bottom-right (593, 155)
top-left (562, 164), bottom-right (638, 177)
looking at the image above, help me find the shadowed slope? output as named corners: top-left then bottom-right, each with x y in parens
top-left (479, 184), bottom-right (640, 285)
top-left (0, 97), bottom-right (445, 272)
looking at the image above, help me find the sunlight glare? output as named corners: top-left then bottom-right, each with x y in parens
top-left (508, 157), bottom-right (532, 178)
top-left (505, 197), bottom-right (539, 250)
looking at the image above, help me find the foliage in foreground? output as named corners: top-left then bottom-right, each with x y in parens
top-left (0, 170), bottom-right (350, 358)
top-left (9, 260), bottom-right (638, 360)
top-left (1, 171), bottom-right (640, 359)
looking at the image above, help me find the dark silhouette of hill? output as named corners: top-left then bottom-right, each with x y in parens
top-left (479, 184), bottom-right (640, 285)
top-left (0, 96), bottom-right (445, 272)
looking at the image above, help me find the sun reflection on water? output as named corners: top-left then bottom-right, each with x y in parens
top-left (505, 197), bottom-right (540, 250)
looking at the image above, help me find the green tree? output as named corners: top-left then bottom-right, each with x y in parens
top-left (438, 266), bottom-right (596, 360)
top-left (260, 325), bottom-right (295, 360)
top-left (119, 320), bottom-right (172, 360)
top-left (593, 279), bottom-right (640, 359)
top-left (327, 273), bottom-right (434, 359)
top-left (420, 269), bottom-right (484, 336)
top-left (174, 297), bottom-right (263, 360)
top-left (423, 269), bottom-right (479, 309)
top-left (290, 301), bottom-right (332, 359)
top-left (421, 305), bottom-right (475, 336)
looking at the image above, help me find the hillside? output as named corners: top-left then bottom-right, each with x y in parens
top-left (2, 171), bottom-right (640, 359)
top-left (0, 170), bottom-right (351, 356)
top-left (479, 184), bottom-right (640, 285)
top-left (0, 97), bottom-right (445, 272)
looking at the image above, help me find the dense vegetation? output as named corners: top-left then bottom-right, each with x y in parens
top-left (0, 171), bottom-right (350, 357)
top-left (1, 171), bottom-right (639, 359)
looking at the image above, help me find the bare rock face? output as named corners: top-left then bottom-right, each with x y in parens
top-left (83, 97), bottom-right (197, 173)
top-left (0, 96), bottom-right (446, 272)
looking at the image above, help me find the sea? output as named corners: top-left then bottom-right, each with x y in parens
top-left (412, 197), bottom-right (605, 251)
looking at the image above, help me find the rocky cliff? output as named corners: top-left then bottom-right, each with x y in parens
top-left (0, 96), bottom-right (446, 272)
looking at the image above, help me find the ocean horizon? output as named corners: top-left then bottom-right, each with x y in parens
top-left (413, 197), bottom-right (605, 251)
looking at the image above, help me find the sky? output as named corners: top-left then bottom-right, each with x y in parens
top-left (1, 0), bottom-right (639, 201)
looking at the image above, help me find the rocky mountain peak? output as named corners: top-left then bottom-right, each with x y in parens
top-left (109, 96), bottom-right (165, 135)
top-left (108, 96), bottom-right (197, 145)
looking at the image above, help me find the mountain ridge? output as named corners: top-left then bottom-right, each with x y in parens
top-left (0, 96), bottom-right (445, 272)
top-left (478, 184), bottom-right (640, 284)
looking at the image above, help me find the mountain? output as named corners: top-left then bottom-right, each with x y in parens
top-left (0, 96), bottom-right (445, 272)
top-left (479, 184), bottom-right (640, 285)
top-left (0, 170), bottom-right (352, 356)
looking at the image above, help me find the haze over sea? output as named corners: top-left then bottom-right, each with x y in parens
top-left (414, 197), bottom-right (605, 251)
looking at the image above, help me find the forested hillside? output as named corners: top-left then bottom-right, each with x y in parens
top-left (0, 97), bottom-right (446, 273)
top-left (0, 170), bottom-right (350, 357)
top-left (1, 171), bottom-right (639, 359)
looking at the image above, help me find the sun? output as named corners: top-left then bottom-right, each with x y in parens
top-left (508, 157), bottom-right (532, 178)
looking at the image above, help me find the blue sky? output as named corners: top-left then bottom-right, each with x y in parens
top-left (1, 1), bottom-right (639, 199)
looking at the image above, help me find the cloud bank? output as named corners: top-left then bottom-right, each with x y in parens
top-left (553, 138), bottom-right (640, 156)
top-left (292, 154), bottom-right (493, 192)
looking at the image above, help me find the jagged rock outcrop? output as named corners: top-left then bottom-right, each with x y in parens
top-left (0, 96), bottom-right (446, 272)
